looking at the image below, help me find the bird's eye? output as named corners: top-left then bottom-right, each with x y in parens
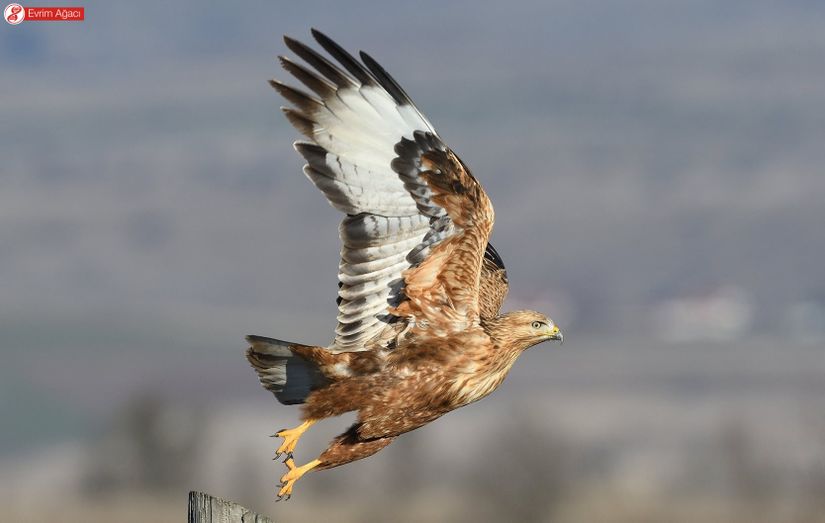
top-left (531, 321), bottom-right (543, 329)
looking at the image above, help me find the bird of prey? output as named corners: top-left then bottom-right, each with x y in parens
top-left (246, 29), bottom-right (563, 499)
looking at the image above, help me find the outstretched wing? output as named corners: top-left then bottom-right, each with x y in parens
top-left (273, 29), bottom-right (496, 350)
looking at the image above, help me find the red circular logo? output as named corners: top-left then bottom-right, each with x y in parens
top-left (4, 3), bottom-right (25, 24)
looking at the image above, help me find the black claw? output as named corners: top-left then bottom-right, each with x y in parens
top-left (282, 452), bottom-right (293, 463)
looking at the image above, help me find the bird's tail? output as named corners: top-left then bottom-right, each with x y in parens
top-left (245, 335), bottom-right (328, 405)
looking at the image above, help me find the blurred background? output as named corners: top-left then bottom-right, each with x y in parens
top-left (2, 0), bottom-right (825, 521)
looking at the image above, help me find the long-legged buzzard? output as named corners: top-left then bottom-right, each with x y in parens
top-left (246, 29), bottom-right (563, 499)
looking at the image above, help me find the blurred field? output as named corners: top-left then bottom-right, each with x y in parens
top-left (2, 1), bottom-right (825, 521)
top-left (2, 338), bottom-right (825, 522)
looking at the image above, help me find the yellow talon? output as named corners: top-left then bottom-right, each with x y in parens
top-left (278, 458), bottom-right (321, 499)
top-left (275, 419), bottom-right (316, 457)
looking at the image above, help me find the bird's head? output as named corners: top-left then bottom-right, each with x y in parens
top-left (489, 310), bottom-right (563, 351)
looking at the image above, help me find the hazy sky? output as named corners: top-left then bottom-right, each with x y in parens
top-left (2, 0), bottom-right (825, 454)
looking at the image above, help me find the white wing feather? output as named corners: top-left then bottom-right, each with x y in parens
top-left (274, 30), bottom-right (449, 351)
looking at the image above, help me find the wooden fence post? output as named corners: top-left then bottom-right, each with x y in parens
top-left (188, 491), bottom-right (274, 523)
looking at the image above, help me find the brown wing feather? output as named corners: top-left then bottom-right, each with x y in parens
top-left (390, 142), bottom-right (495, 330)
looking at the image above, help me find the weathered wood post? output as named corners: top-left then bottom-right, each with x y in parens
top-left (188, 491), bottom-right (274, 523)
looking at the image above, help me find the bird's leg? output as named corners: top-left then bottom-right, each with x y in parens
top-left (277, 458), bottom-right (321, 500)
top-left (272, 419), bottom-right (316, 459)
top-left (274, 424), bottom-right (396, 500)
top-left (315, 424), bottom-right (396, 469)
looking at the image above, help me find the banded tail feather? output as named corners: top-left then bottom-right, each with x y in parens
top-left (245, 335), bottom-right (328, 405)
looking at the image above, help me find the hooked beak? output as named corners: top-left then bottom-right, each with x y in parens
top-left (547, 325), bottom-right (563, 344)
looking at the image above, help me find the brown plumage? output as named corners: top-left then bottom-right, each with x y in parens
top-left (245, 29), bottom-right (563, 499)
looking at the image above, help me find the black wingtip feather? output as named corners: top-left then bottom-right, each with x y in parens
top-left (311, 28), bottom-right (376, 86)
top-left (269, 79), bottom-right (323, 113)
top-left (293, 141), bottom-right (327, 165)
top-left (484, 243), bottom-right (506, 271)
top-left (359, 50), bottom-right (415, 107)
top-left (284, 34), bottom-right (357, 88)
top-left (279, 55), bottom-right (337, 99)
top-left (281, 107), bottom-right (316, 138)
